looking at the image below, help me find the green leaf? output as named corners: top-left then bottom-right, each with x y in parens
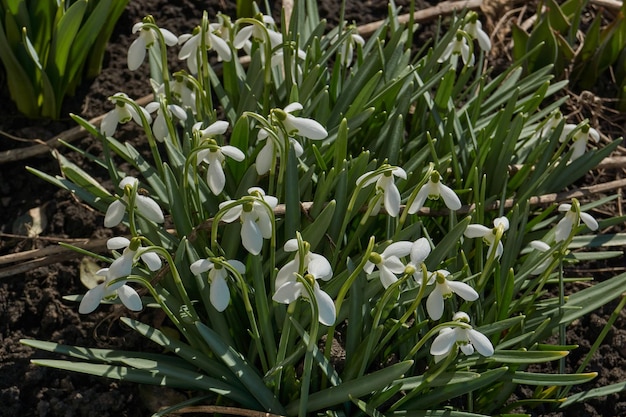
top-left (511, 370), bottom-right (597, 385)
top-left (285, 360), bottom-right (414, 415)
top-left (560, 380), bottom-right (626, 407)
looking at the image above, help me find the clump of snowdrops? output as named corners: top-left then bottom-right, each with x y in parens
top-left (24, 1), bottom-right (626, 416)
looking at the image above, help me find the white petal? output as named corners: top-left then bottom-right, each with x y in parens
top-left (588, 128), bottom-right (600, 143)
top-left (460, 342), bottom-right (475, 356)
top-left (220, 145), bottom-right (245, 161)
top-left (379, 266), bottom-right (399, 289)
top-left (313, 285), bottom-right (336, 326)
top-left (289, 138), bottom-right (304, 157)
top-left (410, 238), bottom-right (431, 264)
top-left (284, 115), bottom-right (328, 139)
top-left (439, 183), bottom-right (462, 210)
top-left (201, 120), bottom-right (230, 136)
top-left (210, 33), bottom-right (232, 61)
top-left (273, 281), bottom-right (302, 304)
top-left (136, 195), bottom-right (164, 223)
top-left (190, 259), bottom-right (213, 275)
top-left (407, 184), bottom-right (430, 214)
top-left (558, 203), bottom-right (572, 212)
top-left (118, 285), bottom-right (143, 311)
top-left (104, 200), bottom-right (126, 228)
top-left (392, 167), bottom-right (407, 179)
top-left (383, 182), bottom-right (401, 217)
top-left (284, 102), bottom-right (303, 113)
top-left (242, 217), bottom-right (263, 255)
top-left (494, 216), bottom-right (509, 231)
top-left (207, 163), bottom-right (226, 195)
top-left (307, 253), bottom-right (332, 281)
top-left (108, 254), bottom-right (134, 281)
top-left (383, 256), bottom-right (406, 274)
top-left (468, 329), bottom-right (494, 357)
top-left (227, 260), bottom-right (246, 274)
top-left (140, 251), bottom-right (162, 271)
top-left (555, 217), bottom-right (573, 242)
top-left (464, 224), bottom-right (490, 238)
top-left (284, 239), bottom-right (299, 252)
top-left (128, 37), bottom-right (147, 70)
top-left (426, 287), bottom-right (445, 320)
top-left (233, 26), bottom-right (254, 49)
top-left (78, 284), bottom-right (106, 314)
top-left (570, 138), bottom-right (587, 161)
top-left (160, 28), bottom-right (179, 46)
top-left (256, 141), bottom-right (274, 175)
top-left (107, 237), bottom-right (130, 250)
top-left (382, 241), bottom-right (413, 258)
top-left (530, 240), bottom-right (550, 251)
top-left (356, 171), bottom-right (381, 188)
top-left (101, 110), bottom-right (119, 137)
top-left (210, 273), bottom-right (230, 312)
top-left (447, 280), bottom-right (479, 302)
top-left (275, 259), bottom-right (297, 289)
top-left (221, 205), bottom-right (243, 223)
top-left (580, 212), bottom-right (598, 231)
top-left (430, 328), bottom-right (457, 356)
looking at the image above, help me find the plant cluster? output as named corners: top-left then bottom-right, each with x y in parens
top-left (22, 1), bottom-right (626, 416)
top-left (0, 0), bottom-right (129, 118)
top-left (513, 0), bottom-right (626, 110)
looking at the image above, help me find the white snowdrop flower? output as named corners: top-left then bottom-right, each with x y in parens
top-left (363, 241), bottom-right (413, 289)
top-left (529, 240), bottom-right (552, 275)
top-left (337, 30), bottom-right (365, 67)
top-left (128, 21), bottom-right (178, 71)
top-left (104, 176), bottom-right (164, 228)
top-left (101, 93), bottom-right (152, 137)
top-left (430, 312), bottom-right (494, 362)
top-left (356, 166), bottom-right (407, 217)
top-left (270, 47), bottom-right (307, 82)
top-left (555, 200), bottom-right (599, 242)
top-left (255, 127), bottom-right (305, 175)
top-left (463, 12), bottom-right (491, 52)
top-left (438, 31), bottom-right (474, 66)
top-left (271, 103), bottom-right (328, 140)
top-left (78, 237), bottom-right (161, 314)
top-left (535, 110), bottom-right (564, 140)
top-left (273, 238), bottom-right (336, 326)
top-left (193, 121), bottom-right (245, 195)
top-left (171, 75), bottom-right (197, 113)
top-left (233, 15), bottom-right (283, 51)
top-left (408, 171), bottom-right (462, 214)
top-left (190, 258), bottom-right (245, 312)
top-left (464, 216), bottom-right (509, 259)
top-left (178, 23), bottom-right (232, 74)
top-left (403, 237), bottom-right (432, 283)
top-left (145, 101), bottom-right (187, 142)
top-left (219, 187), bottom-right (278, 255)
top-left (561, 124), bottom-right (601, 162)
top-left (425, 270), bottom-right (479, 321)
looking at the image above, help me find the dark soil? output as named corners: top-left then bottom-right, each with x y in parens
top-left (1, 1), bottom-right (625, 416)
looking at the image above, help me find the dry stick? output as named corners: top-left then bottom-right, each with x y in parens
top-left (0, 94), bottom-right (154, 164)
top-left (358, 0), bottom-right (483, 37)
top-left (3, 178), bottom-right (625, 279)
top-left (169, 405), bottom-right (283, 417)
top-left (591, 0), bottom-right (623, 10)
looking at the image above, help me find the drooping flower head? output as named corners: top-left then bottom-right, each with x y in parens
top-left (270, 103), bottom-right (328, 140)
top-left (273, 236), bottom-right (336, 326)
top-left (430, 312), bottom-right (494, 362)
top-left (104, 176), bottom-right (164, 228)
top-left (408, 170), bottom-right (462, 214)
top-left (101, 93), bottom-right (152, 137)
top-left (178, 20), bottom-right (232, 74)
top-left (364, 240), bottom-right (413, 289)
top-left (425, 270), bottom-right (479, 321)
top-left (255, 127), bottom-right (304, 175)
top-left (463, 12), bottom-right (491, 52)
top-left (145, 98), bottom-right (188, 142)
top-left (356, 165), bottom-right (407, 217)
top-left (128, 18), bottom-right (178, 71)
top-left (219, 187), bottom-right (278, 255)
top-left (528, 240), bottom-right (553, 275)
top-left (438, 31), bottom-right (474, 66)
top-left (193, 121), bottom-right (245, 195)
top-left (464, 216), bottom-right (509, 259)
top-left (555, 199), bottom-right (599, 242)
top-left (190, 258), bottom-right (246, 312)
top-left (561, 123), bottom-right (601, 162)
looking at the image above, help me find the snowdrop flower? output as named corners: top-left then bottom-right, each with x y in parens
top-left (528, 240), bottom-right (553, 275)
top-left (464, 216), bottom-right (509, 259)
top-left (219, 187), bottom-right (278, 255)
top-left (190, 258), bottom-right (245, 312)
top-left (128, 20), bottom-right (178, 71)
top-left (255, 128), bottom-right (304, 175)
top-left (535, 110), bottom-right (564, 140)
top-left (271, 103), bottom-right (328, 140)
top-left (356, 166), bottom-right (407, 217)
top-left (104, 176), bottom-right (164, 228)
top-left (171, 74), bottom-right (198, 113)
top-left (403, 237), bottom-right (432, 283)
top-left (145, 100), bottom-right (187, 142)
top-left (463, 12), bottom-right (491, 52)
top-left (364, 241), bottom-right (413, 289)
top-left (78, 237), bottom-right (161, 314)
top-left (336, 29), bottom-right (365, 67)
top-left (430, 312), bottom-right (494, 362)
top-left (438, 31), bottom-right (474, 66)
top-left (561, 124), bottom-right (600, 162)
top-left (233, 15), bottom-right (283, 51)
top-left (408, 170), bottom-right (462, 214)
top-left (425, 270), bottom-right (479, 321)
top-left (178, 23), bottom-right (232, 74)
top-left (101, 93), bottom-right (152, 137)
top-left (193, 121), bottom-right (245, 195)
top-left (273, 238), bottom-right (336, 326)
top-left (555, 200), bottom-right (598, 242)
